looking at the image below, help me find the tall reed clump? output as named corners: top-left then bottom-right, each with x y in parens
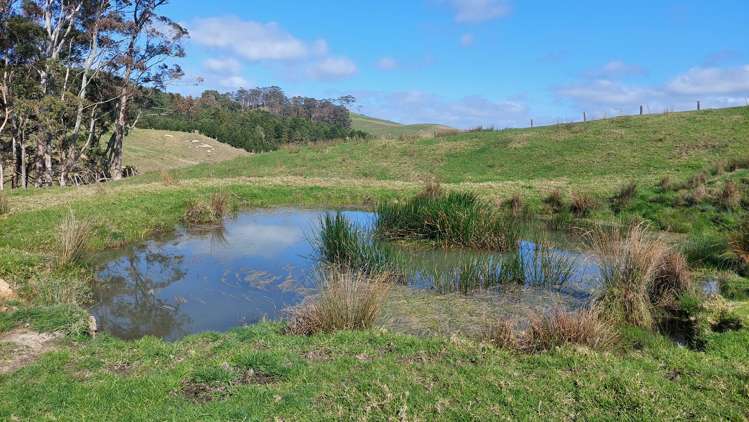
top-left (183, 192), bottom-right (231, 225)
top-left (316, 212), bottom-right (394, 274)
top-left (486, 308), bottom-right (618, 352)
top-left (717, 180), bottom-right (740, 210)
top-left (543, 189), bottom-right (566, 213)
top-left (588, 223), bottom-right (691, 328)
top-left (286, 269), bottom-right (393, 335)
top-left (659, 176), bottom-right (673, 192)
top-left (0, 192), bottom-right (9, 215)
top-left (430, 240), bottom-right (576, 294)
top-left (376, 191), bottom-right (519, 251)
top-left (58, 211), bottom-right (93, 266)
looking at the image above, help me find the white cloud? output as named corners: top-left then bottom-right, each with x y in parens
top-left (219, 75), bottom-right (251, 89)
top-left (190, 17), bottom-right (326, 61)
top-left (203, 58), bottom-right (241, 74)
top-left (586, 60), bottom-right (645, 78)
top-left (310, 57), bottom-right (358, 80)
top-left (377, 57), bottom-right (398, 70)
top-left (460, 33), bottom-right (474, 47)
top-left (447, 0), bottom-right (511, 23)
top-left (556, 63), bottom-right (749, 116)
top-left (667, 65), bottom-right (749, 95)
top-left (556, 79), bottom-right (657, 106)
top-left (354, 90), bottom-right (528, 129)
top-left (190, 16), bottom-right (356, 82)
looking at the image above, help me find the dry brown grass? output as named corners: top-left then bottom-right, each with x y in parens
top-left (58, 211), bottom-right (93, 266)
top-left (610, 181), bottom-right (638, 211)
top-left (286, 270), bottom-right (393, 335)
top-left (508, 193), bottom-right (524, 217)
top-left (658, 176), bottom-right (673, 191)
top-left (543, 189), bottom-right (565, 213)
top-left (687, 183), bottom-right (708, 205)
top-left (160, 170), bottom-right (178, 186)
top-left (524, 308), bottom-right (618, 352)
top-left (687, 172), bottom-right (707, 189)
top-left (570, 192), bottom-right (598, 218)
top-left (650, 250), bottom-right (692, 308)
top-left (486, 308), bottom-right (618, 352)
top-left (210, 191), bottom-right (230, 217)
top-left (419, 177), bottom-right (442, 199)
top-left (717, 180), bottom-right (740, 210)
top-left (587, 223), bottom-right (668, 328)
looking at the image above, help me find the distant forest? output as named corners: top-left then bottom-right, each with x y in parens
top-left (139, 88), bottom-right (368, 153)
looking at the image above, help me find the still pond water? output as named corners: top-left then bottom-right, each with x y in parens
top-left (90, 209), bottom-right (600, 340)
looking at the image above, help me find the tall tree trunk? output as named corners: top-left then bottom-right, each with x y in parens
top-left (107, 96), bottom-right (127, 180)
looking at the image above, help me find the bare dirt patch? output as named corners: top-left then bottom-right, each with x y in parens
top-left (0, 329), bottom-right (62, 374)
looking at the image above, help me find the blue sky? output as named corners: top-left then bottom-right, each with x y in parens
top-left (163, 0), bottom-right (749, 128)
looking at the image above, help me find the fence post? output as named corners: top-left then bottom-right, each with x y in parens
top-left (639, 105), bottom-right (643, 115)
top-left (697, 101), bottom-right (701, 111)
top-left (530, 119), bottom-right (534, 128)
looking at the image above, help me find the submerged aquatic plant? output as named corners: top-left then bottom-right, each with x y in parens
top-left (286, 269), bottom-right (393, 335)
top-left (376, 191), bottom-right (519, 251)
top-left (316, 212), bottom-right (395, 274)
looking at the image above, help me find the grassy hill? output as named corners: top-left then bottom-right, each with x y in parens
top-left (351, 113), bottom-right (456, 138)
top-left (124, 129), bottom-right (249, 174)
top-left (127, 107), bottom-right (749, 196)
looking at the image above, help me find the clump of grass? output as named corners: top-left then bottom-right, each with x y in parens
top-left (587, 223), bottom-right (667, 328)
top-left (717, 180), bottom-right (740, 210)
top-left (659, 175), bottom-right (673, 192)
top-left (486, 308), bottom-right (618, 352)
top-left (610, 181), bottom-right (638, 211)
top-left (523, 240), bottom-right (577, 286)
top-left (543, 189), bottom-right (565, 213)
top-left (712, 160), bottom-right (726, 176)
top-left (29, 276), bottom-right (92, 306)
top-left (286, 270), bottom-right (393, 335)
top-left (687, 171), bottom-right (707, 189)
top-left (524, 308), bottom-right (618, 352)
top-left (650, 250), bottom-right (692, 308)
top-left (0, 192), bottom-right (9, 215)
top-left (431, 256), bottom-right (507, 294)
top-left (160, 170), bottom-right (178, 186)
top-left (507, 193), bottom-right (525, 217)
top-left (419, 177), bottom-right (442, 199)
top-left (376, 191), bottom-right (519, 251)
top-left (686, 183), bottom-right (708, 205)
top-left (570, 192), bottom-right (598, 218)
top-left (727, 157), bottom-right (749, 172)
top-left (730, 216), bottom-right (749, 265)
top-left (316, 212), bottom-right (394, 274)
top-left (683, 232), bottom-right (737, 270)
top-left (58, 211), bottom-right (93, 266)
top-left (183, 192), bottom-right (231, 225)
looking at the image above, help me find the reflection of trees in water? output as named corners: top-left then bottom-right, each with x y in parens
top-left (92, 245), bottom-right (190, 340)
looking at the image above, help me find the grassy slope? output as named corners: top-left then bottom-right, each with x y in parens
top-left (129, 107), bottom-right (749, 195)
top-left (351, 113), bottom-right (454, 138)
top-left (2, 107), bottom-right (749, 419)
top-left (124, 128), bottom-right (248, 174)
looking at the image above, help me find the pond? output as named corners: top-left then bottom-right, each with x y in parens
top-left (90, 208), bottom-right (601, 340)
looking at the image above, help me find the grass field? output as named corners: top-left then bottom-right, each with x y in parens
top-left (1, 107), bottom-right (749, 419)
top-left (124, 128), bottom-right (249, 174)
top-left (351, 113), bottom-right (456, 138)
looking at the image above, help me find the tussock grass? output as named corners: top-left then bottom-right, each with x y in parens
top-left (658, 175), bottom-right (673, 192)
top-left (316, 212), bottom-right (394, 274)
top-left (183, 192), bottom-right (231, 225)
top-left (717, 180), bottom-right (740, 210)
top-left (686, 183), bottom-right (708, 205)
top-left (543, 189), bottom-right (565, 213)
top-left (508, 193), bottom-right (524, 217)
top-left (58, 211), bottom-right (92, 266)
top-left (486, 308), bottom-right (618, 352)
top-left (418, 177), bottom-right (442, 199)
top-left (28, 276), bottom-right (92, 306)
top-left (589, 223), bottom-right (695, 329)
top-left (0, 192), bottom-right (9, 215)
top-left (687, 171), bottom-right (707, 189)
top-left (286, 269), bottom-right (392, 335)
top-left (588, 223), bottom-right (667, 328)
top-left (610, 181), bottom-right (638, 211)
top-left (160, 170), bottom-right (178, 186)
top-left (570, 192), bottom-right (598, 218)
top-left (376, 191), bottom-right (519, 250)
